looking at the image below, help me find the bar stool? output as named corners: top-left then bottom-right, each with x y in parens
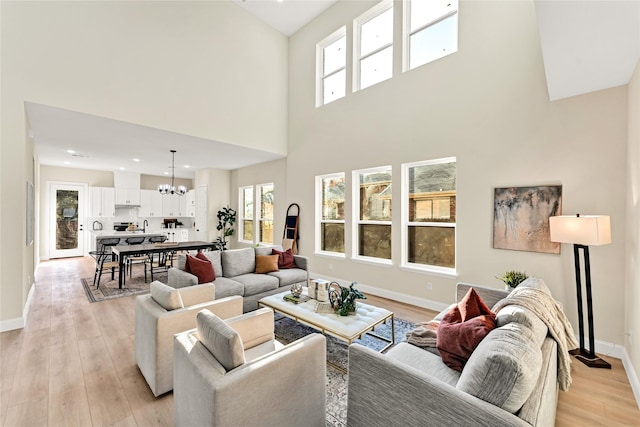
top-left (125, 236), bottom-right (149, 284)
top-left (89, 237), bottom-right (121, 289)
top-left (148, 235), bottom-right (172, 281)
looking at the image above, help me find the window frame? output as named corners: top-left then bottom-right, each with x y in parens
top-left (315, 172), bottom-right (346, 257)
top-left (316, 26), bottom-right (347, 107)
top-left (402, 0), bottom-right (459, 72)
top-left (401, 157), bottom-right (457, 277)
top-left (238, 185), bottom-right (254, 245)
top-left (353, 0), bottom-right (394, 92)
top-left (352, 166), bottom-right (393, 265)
top-left (256, 182), bottom-right (274, 245)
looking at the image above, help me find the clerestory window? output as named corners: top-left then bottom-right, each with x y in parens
top-left (354, 0), bottom-right (394, 91)
top-left (316, 27), bottom-right (347, 107)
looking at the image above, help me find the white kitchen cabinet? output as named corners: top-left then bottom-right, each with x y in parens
top-left (115, 188), bottom-right (140, 206)
top-left (162, 194), bottom-right (180, 217)
top-left (185, 190), bottom-right (196, 217)
top-left (90, 187), bottom-right (115, 218)
top-left (139, 190), bottom-right (163, 217)
top-left (179, 229), bottom-right (190, 242)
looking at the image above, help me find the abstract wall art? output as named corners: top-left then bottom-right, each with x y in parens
top-left (493, 185), bottom-right (562, 254)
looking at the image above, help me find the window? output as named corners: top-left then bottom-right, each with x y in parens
top-left (404, 0), bottom-right (458, 71)
top-left (257, 183), bottom-right (274, 244)
top-left (353, 166), bottom-right (392, 261)
top-left (316, 173), bottom-right (345, 254)
top-left (354, 0), bottom-right (394, 91)
top-left (238, 186), bottom-right (253, 243)
top-left (317, 27), bottom-right (346, 107)
top-left (402, 158), bottom-right (456, 273)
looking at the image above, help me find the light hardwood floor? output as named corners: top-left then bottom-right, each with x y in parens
top-left (1, 257), bottom-right (639, 426)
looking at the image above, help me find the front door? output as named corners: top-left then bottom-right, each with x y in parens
top-left (49, 182), bottom-right (87, 258)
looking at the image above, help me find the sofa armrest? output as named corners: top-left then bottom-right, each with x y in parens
top-left (347, 344), bottom-right (529, 427)
top-left (293, 255), bottom-right (308, 271)
top-left (456, 282), bottom-right (510, 308)
top-left (177, 283), bottom-right (216, 306)
top-left (226, 307), bottom-right (275, 349)
top-left (168, 267), bottom-right (198, 289)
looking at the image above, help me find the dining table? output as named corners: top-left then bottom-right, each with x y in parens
top-left (111, 240), bottom-right (216, 289)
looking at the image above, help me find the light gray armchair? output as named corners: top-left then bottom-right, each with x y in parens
top-left (173, 307), bottom-right (327, 427)
top-left (135, 281), bottom-right (243, 397)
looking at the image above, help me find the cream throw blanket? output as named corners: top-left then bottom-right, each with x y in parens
top-left (493, 283), bottom-right (579, 392)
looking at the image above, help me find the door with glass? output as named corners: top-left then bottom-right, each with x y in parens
top-left (49, 182), bottom-right (87, 258)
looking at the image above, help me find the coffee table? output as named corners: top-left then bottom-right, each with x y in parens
top-left (258, 290), bottom-right (395, 371)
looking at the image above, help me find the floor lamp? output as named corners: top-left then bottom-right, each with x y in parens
top-left (549, 214), bottom-right (612, 369)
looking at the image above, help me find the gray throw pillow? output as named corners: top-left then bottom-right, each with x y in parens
top-left (196, 309), bottom-right (245, 371)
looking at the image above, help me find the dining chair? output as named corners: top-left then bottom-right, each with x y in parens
top-left (148, 235), bottom-right (173, 280)
top-left (125, 236), bottom-right (149, 284)
top-left (89, 237), bottom-right (121, 289)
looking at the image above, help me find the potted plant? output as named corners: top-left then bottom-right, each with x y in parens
top-left (329, 282), bottom-right (367, 316)
top-left (496, 270), bottom-right (529, 289)
top-left (214, 206), bottom-right (237, 251)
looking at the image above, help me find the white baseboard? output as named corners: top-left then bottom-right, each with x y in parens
top-left (621, 348), bottom-right (640, 409)
top-left (0, 280), bottom-right (35, 332)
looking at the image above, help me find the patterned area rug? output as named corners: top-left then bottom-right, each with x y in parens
top-left (274, 315), bottom-right (415, 427)
top-left (80, 268), bottom-right (167, 303)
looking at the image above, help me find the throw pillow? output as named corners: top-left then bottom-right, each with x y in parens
top-left (150, 280), bottom-right (184, 311)
top-left (185, 254), bottom-right (215, 284)
top-left (255, 254), bottom-right (279, 274)
top-left (196, 309), bottom-right (245, 371)
top-left (437, 288), bottom-right (497, 372)
top-left (271, 248), bottom-right (297, 269)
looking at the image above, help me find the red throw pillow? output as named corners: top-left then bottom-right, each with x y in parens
top-left (272, 248), bottom-right (297, 269)
top-left (437, 288), bottom-right (496, 372)
top-left (185, 254), bottom-right (215, 284)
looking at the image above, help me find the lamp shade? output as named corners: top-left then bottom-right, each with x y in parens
top-left (549, 215), bottom-right (611, 246)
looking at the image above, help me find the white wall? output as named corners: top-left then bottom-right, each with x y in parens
top-left (626, 59), bottom-right (640, 391)
top-left (0, 1), bottom-right (288, 327)
top-left (280, 0), bottom-right (628, 348)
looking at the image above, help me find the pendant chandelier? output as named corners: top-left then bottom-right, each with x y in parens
top-left (158, 149), bottom-right (187, 196)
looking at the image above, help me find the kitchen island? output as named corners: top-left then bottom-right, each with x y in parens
top-left (92, 232), bottom-right (166, 252)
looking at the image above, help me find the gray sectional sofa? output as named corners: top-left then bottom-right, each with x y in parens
top-left (168, 246), bottom-right (309, 313)
top-left (347, 279), bottom-right (567, 427)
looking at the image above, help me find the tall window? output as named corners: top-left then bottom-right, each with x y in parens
top-left (353, 166), bottom-right (392, 261)
top-left (404, 0), bottom-right (458, 71)
top-left (402, 158), bottom-right (456, 272)
top-left (317, 27), bottom-right (346, 107)
top-left (316, 173), bottom-right (345, 254)
top-left (238, 186), bottom-right (253, 243)
top-left (354, 0), bottom-right (394, 91)
top-left (257, 183), bottom-right (274, 244)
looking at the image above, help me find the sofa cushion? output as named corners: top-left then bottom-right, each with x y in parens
top-left (150, 280), bottom-right (184, 311)
top-left (199, 250), bottom-right (224, 277)
top-left (386, 342), bottom-right (461, 386)
top-left (456, 321), bottom-right (542, 413)
top-left (221, 248), bottom-right (255, 277)
top-left (255, 255), bottom-right (279, 274)
top-left (232, 273), bottom-right (279, 296)
top-left (255, 245), bottom-right (284, 256)
top-left (196, 309), bottom-right (245, 371)
top-left (495, 305), bottom-right (548, 348)
top-left (212, 277), bottom-right (245, 298)
top-left (437, 288), bottom-right (496, 372)
top-left (267, 268), bottom-right (308, 287)
top-left (185, 254), bottom-right (215, 284)
top-left (272, 248), bottom-right (297, 269)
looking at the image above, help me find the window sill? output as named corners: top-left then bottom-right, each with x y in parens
top-left (400, 264), bottom-right (458, 279)
top-left (315, 251), bottom-right (346, 259)
top-left (352, 256), bottom-right (393, 268)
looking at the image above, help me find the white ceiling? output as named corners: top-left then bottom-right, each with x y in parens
top-left (28, 0), bottom-right (640, 179)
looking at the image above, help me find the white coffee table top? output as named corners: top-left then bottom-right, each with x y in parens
top-left (258, 290), bottom-right (394, 343)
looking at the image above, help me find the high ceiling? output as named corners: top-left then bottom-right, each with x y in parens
top-left (29, 0), bottom-right (640, 178)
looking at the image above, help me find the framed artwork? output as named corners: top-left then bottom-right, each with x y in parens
top-left (493, 185), bottom-right (562, 254)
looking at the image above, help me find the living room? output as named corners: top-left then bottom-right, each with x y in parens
top-left (1, 0), bottom-right (640, 425)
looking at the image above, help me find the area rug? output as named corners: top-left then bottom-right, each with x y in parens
top-left (80, 268), bottom-right (166, 303)
top-left (274, 315), bottom-right (415, 426)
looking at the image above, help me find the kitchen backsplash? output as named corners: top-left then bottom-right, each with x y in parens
top-left (89, 208), bottom-right (194, 232)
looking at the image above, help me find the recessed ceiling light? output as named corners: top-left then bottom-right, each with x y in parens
top-left (164, 171), bottom-right (169, 175)
top-left (132, 158), bottom-right (140, 162)
top-left (184, 165), bottom-right (190, 169)
top-left (119, 167), bottom-right (125, 170)
top-left (66, 149), bottom-right (75, 154)
top-left (64, 161), bottom-right (70, 165)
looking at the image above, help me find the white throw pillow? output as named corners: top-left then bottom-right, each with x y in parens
top-left (150, 280), bottom-right (184, 311)
top-left (196, 309), bottom-right (245, 371)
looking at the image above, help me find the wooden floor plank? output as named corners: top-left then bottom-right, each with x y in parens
top-left (1, 256), bottom-right (639, 427)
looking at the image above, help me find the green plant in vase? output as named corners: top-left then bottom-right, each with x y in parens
top-left (214, 206), bottom-right (237, 251)
top-left (329, 282), bottom-right (367, 316)
top-left (496, 270), bottom-right (529, 289)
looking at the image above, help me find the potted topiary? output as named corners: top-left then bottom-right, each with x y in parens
top-left (496, 270), bottom-right (528, 290)
top-left (214, 206), bottom-right (237, 251)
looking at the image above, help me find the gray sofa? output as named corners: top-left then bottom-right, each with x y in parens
top-left (168, 246), bottom-right (309, 313)
top-left (347, 281), bottom-right (561, 427)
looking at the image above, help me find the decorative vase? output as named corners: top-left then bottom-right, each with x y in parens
top-left (290, 283), bottom-right (303, 297)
